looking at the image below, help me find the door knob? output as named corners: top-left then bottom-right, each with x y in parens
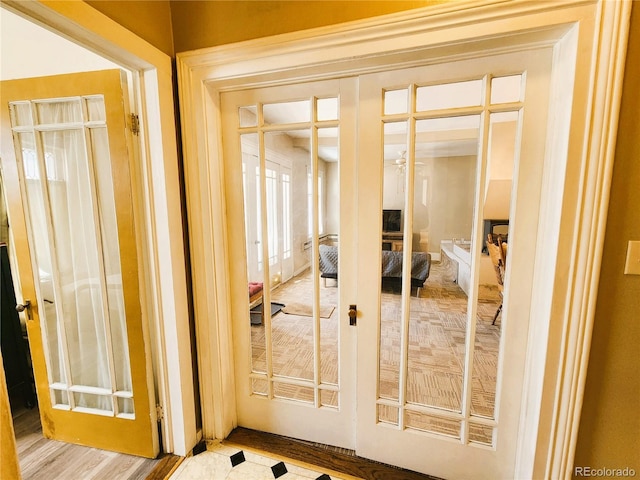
top-left (16, 300), bottom-right (32, 320)
top-left (348, 304), bottom-right (357, 326)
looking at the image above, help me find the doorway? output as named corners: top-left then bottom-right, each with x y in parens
top-left (0, 8), bottom-right (140, 467)
top-left (178, 1), bottom-right (629, 478)
top-left (220, 46), bottom-right (552, 478)
top-left (0, 3), bottom-right (192, 471)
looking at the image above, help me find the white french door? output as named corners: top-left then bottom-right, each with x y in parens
top-left (221, 47), bottom-right (551, 478)
top-left (222, 78), bottom-right (358, 449)
top-left (356, 51), bottom-right (552, 478)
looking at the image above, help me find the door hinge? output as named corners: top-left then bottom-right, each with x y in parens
top-left (156, 404), bottom-right (164, 421)
top-left (130, 113), bottom-right (140, 136)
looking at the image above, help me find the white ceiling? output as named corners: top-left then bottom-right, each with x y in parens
top-left (0, 8), bottom-right (118, 81)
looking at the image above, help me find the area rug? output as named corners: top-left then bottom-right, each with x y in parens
top-left (250, 302), bottom-right (285, 325)
top-left (281, 303), bottom-right (335, 319)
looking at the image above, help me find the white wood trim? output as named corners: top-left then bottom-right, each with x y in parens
top-left (546, 2), bottom-right (632, 478)
top-left (2, 0), bottom-right (196, 456)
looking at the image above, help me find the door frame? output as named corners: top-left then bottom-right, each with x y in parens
top-left (176, 0), bottom-right (630, 478)
top-left (1, 1), bottom-right (196, 456)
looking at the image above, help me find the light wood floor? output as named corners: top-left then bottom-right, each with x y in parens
top-left (11, 396), bottom-right (181, 480)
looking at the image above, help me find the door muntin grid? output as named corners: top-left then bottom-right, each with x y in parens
top-left (239, 96), bottom-right (341, 408)
top-left (377, 74), bottom-right (523, 446)
top-left (9, 96), bottom-right (134, 418)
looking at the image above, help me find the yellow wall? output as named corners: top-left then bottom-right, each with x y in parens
top-left (169, 1), bottom-right (438, 52)
top-left (80, 0), bottom-right (640, 472)
top-left (85, 0), bottom-right (174, 56)
top-left (573, 2), bottom-right (640, 475)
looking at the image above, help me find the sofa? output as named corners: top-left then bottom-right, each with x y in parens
top-left (318, 244), bottom-right (431, 289)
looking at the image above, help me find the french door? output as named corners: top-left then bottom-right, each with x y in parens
top-left (222, 78), bottom-right (358, 448)
top-left (221, 47), bottom-right (551, 478)
top-left (0, 70), bottom-right (159, 457)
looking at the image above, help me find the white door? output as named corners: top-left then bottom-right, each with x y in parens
top-left (0, 70), bottom-right (159, 457)
top-left (221, 47), bottom-right (551, 478)
top-left (221, 78), bottom-right (358, 449)
top-left (356, 51), bottom-right (552, 478)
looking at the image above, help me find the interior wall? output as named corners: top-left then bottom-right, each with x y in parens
top-left (170, 0), bottom-right (439, 53)
top-left (573, 2), bottom-right (640, 475)
top-left (85, 1), bottom-right (174, 56)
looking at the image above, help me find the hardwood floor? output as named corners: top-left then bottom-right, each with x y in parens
top-left (226, 427), bottom-right (443, 480)
top-left (11, 398), bottom-right (182, 480)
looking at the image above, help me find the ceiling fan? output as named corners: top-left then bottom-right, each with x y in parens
top-left (385, 150), bottom-right (424, 174)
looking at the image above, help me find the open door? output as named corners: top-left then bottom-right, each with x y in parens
top-left (0, 70), bottom-right (159, 457)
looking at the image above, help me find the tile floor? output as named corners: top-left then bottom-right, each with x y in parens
top-left (168, 441), bottom-right (357, 480)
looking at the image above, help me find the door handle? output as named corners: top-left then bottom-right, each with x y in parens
top-left (16, 300), bottom-right (32, 321)
top-left (348, 304), bottom-right (357, 326)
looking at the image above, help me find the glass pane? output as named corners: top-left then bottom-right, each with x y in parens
top-left (317, 97), bottom-right (338, 121)
top-left (242, 134), bottom-right (268, 373)
top-left (384, 89), bottom-right (408, 115)
top-left (251, 377), bottom-right (268, 396)
top-left (378, 404), bottom-right (399, 426)
top-left (10, 102), bottom-right (33, 126)
top-left (416, 79), bottom-right (483, 111)
top-left (468, 423), bottom-right (494, 446)
top-left (12, 98), bottom-right (135, 419)
top-left (238, 93), bottom-right (341, 410)
top-left (405, 411), bottom-right (461, 439)
top-left (263, 100), bottom-right (310, 125)
top-left (405, 115), bottom-right (480, 414)
top-left (265, 162), bottom-right (279, 273)
top-left (117, 396), bottom-right (134, 416)
top-left (36, 100), bottom-right (82, 124)
top-left (239, 106), bottom-right (258, 127)
top-left (273, 383), bottom-right (314, 404)
top-left (265, 130), bottom-right (314, 382)
top-left (471, 111), bottom-right (518, 418)
top-left (318, 127), bottom-right (339, 386)
top-left (86, 96), bottom-right (106, 122)
top-left (320, 389), bottom-right (338, 408)
top-left (17, 132), bottom-right (66, 386)
top-left (490, 75), bottom-right (522, 104)
top-left (379, 121), bottom-right (407, 402)
top-left (73, 392), bottom-right (112, 412)
top-left (89, 126), bottom-right (131, 394)
top-left (40, 129), bottom-right (111, 391)
top-left (51, 389), bottom-right (69, 407)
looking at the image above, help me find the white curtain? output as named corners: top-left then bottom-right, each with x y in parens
top-left (21, 99), bottom-right (131, 413)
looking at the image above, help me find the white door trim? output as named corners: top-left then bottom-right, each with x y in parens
top-left (176, 0), bottom-right (631, 477)
top-left (2, 0), bottom-right (197, 456)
